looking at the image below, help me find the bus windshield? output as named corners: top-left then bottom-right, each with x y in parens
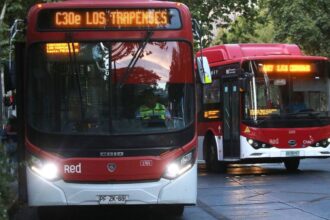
top-left (27, 41), bottom-right (194, 135)
top-left (243, 60), bottom-right (330, 126)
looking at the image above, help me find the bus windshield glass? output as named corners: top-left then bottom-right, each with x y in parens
top-left (242, 60), bottom-right (330, 125)
top-left (27, 41), bottom-right (194, 135)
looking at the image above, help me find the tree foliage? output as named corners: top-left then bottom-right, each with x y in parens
top-left (266, 0), bottom-right (330, 57)
top-left (213, 8), bottom-right (275, 45)
top-left (1, 2), bottom-right (39, 218)
top-left (212, 0), bottom-right (330, 57)
top-left (179, 0), bottom-right (259, 47)
top-left (1, 0), bottom-right (38, 62)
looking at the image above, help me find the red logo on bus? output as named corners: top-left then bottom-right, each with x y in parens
top-left (140, 160), bottom-right (153, 167)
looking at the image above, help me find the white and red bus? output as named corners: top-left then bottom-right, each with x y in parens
top-left (12, 0), bottom-right (197, 217)
top-left (196, 44), bottom-right (329, 172)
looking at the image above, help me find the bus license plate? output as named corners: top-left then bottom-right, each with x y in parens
top-left (98, 195), bottom-right (128, 205)
top-left (286, 151), bottom-right (300, 157)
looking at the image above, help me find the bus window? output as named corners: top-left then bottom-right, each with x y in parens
top-left (28, 41), bottom-right (194, 134)
top-left (243, 60), bottom-right (330, 123)
top-left (203, 79), bottom-right (220, 104)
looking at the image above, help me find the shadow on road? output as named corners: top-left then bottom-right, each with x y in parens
top-left (198, 163), bottom-right (329, 176)
top-left (12, 205), bottom-right (185, 220)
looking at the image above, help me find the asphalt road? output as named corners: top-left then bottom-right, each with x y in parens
top-left (185, 158), bottom-right (330, 220)
top-left (11, 158), bottom-right (330, 220)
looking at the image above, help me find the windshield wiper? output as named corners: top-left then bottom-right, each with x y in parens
top-left (286, 111), bottom-right (324, 124)
top-left (252, 114), bottom-right (281, 125)
top-left (287, 110), bottom-right (319, 117)
top-left (67, 40), bottom-right (85, 121)
top-left (118, 31), bottom-right (154, 87)
top-left (250, 111), bottom-right (330, 126)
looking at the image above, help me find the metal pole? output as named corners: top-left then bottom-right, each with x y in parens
top-left (0, 2), bottom-right (8, 128)
top-left (0, 2), bottom-right (7, 26)
top-left (9, 19), bottom-right (24, 69)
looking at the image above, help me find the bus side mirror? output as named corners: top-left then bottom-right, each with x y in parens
top-left (239, 78), bottom-right (248, 92)
top-left (196, 56), bottom-right (212, 84)
top-left (239, 72), bottom-right (253, 91)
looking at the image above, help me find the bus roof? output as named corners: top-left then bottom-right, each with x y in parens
top-left (197, 44), bottom-right (328, 66)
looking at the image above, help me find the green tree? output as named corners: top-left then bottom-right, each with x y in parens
top-left (212, 0), bottom-right (329, 58)
top-left (1, 0), bottom-right (45, 63)
top-left (266, 0), bottom-right (330, 57)
top-left (213, 6), bottom-right (275, 45)
top-left (1, 2), bottom-right (40, 219)
top-left (179, 0), bottom-right (259, 47)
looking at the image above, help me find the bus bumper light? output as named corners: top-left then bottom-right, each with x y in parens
top-left (310, 138), bottom-right (330, 148)
top-left (163, 150), bottom-right (195, 180)
top-left (246, 138), bottom-right (272, 149)
top-left (320, 151), bottom-right (330, 155)
top-left (28, 155), bottom-right (59, 181)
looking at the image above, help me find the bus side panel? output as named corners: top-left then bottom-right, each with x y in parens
top-left (197, 121), bottom-right (223, 162)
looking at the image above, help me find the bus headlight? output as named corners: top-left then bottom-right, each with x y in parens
top-left (311, 138), bottom-right (330, 148)
top-left (28, 155), bottom-right (59, 181)
top-left (163, 150), bottom-right (195, 180)
top-left (246, 138), bottom-right (272, 149)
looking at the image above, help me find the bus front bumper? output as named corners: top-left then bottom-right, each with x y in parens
top-left (26, 164), bottom-right (197, 206)
top-left (241, 138), bottom-right (330, 159)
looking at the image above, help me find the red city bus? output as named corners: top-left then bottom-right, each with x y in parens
top-left (196, 44), bottom-right (329, 172)
top-left (13, 0), bottom-right (197, 217)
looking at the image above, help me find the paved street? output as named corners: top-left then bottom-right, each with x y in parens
top-left (12, 158), bottom-right (330, 220)
top-left (185, 158), bottom-right (330, 220)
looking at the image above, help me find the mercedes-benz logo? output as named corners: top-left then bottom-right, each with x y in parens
top-left (107, 163), bottom-right (117, 172)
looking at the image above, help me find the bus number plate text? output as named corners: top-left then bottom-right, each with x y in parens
top-left (285, 151), bottom-right (300, 157)
top-left (98, 195), bottom-right (128, 205)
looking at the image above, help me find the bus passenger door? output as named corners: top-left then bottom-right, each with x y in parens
top-left (221, 77), bottom-right (240, 159)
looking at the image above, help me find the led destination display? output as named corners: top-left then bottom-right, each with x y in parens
top-left (260, 64), bottom-right (312, 73)
top-left (38, 8), bottom-right (181, 30)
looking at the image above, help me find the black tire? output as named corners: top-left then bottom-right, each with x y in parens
top-left (284, 158), bottom-right (300, 172)
top-left (205, 137), bottom-right (226, 173)
top-left (154, 205), bottom-right (184, 217)
top-left (166, 205), bottom-right (185, 217)
top-left (38, 206), bottom-right (72, 220)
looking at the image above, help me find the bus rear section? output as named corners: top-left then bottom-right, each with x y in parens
top-left (17, 0), bottom-right (197, 217)
top-left (197, 44), bottom-right (329, 172)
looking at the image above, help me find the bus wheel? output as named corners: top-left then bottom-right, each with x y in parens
top-left (167, 205), bottom-right (184, 216)
top-left (38, 207), bottom-right (71, 220)
top-left (205, 138), bottom-right (226, 173)
top-left (284, 158), bottom-right (300, 172)
top-left (156, 205), bottom-right (184, 217)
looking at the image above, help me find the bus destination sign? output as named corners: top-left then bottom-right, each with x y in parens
top-left (261, 64), bottom-right (312, 73)
top-left (38, 8), bottom-right (181, 30)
